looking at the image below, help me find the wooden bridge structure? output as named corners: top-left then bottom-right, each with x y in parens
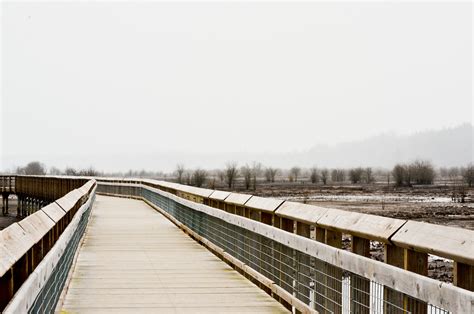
top-left (0, 175), bottom-right (473, 313)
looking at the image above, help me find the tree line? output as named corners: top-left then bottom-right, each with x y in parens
top-left (12, 161), bottom-right (101, 177)
top-left (6, 160), bottom-right (474, 190)
top-left (173, 160), bottom-right (474, 190)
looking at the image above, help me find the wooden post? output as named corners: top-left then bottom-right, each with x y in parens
top-left (280, 217), bottom-right (295, 310)
top-left (218, 201), bottom-right (225, 211)
top-left (404, 249), bottom-right (428, 314)
top-left (272, 216), bottom-right (285, 308)
top-left (23, 198), bottom-right (28, 217)
top-left (250, 209), bottom-right (260, 221)
top-left (296, 222), bottom-right (310, 238)
top-left (281, 217), bottom-right (294, 233)
top-left (17, 196), bottom-right (22, 218)
top-left (244, 207), bottom-right (251, 219)
top-left (272, 214), bottom-right (281, 229)
top-left (384, 245), bottom-right (428, 313)
top-left (260, 212), bottom-right (273, 294)
top-left (13, 254), bottom-right (29, 293)
top-left (314, 227), bottom-right (326, 313)
top-left (313, 228), bottom-right (342, 313)
top-left (384, 244), bottom-right (404, 313)
top-left (1, 195), bottom-right (5, 216)
top-left (296, 222), bottom-right (311, 308)
top-left (0, 269), bottom-right (14, 311)
top-left (235, 205), bottom-right (243, 216)
top-left (351, 236), bottom-right (370, 314)
top-left (261, 212), bottom-right (272, 225)
top-left (32, 242), bottom-right (43, 269)
top-left (325, 229), bottom-right (342, 314)
top-left (454, 262), bottom-right (474, 291)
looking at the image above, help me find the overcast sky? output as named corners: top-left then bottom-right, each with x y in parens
top-left (1, 2), bottom-right (472, 172)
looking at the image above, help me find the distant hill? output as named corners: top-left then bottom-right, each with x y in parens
top-left (2, 124), bottom-right (472, 172)
top-left (297, 123), bottom-right (474, 168)
top-left (155, 124), bottom-right (474, 170)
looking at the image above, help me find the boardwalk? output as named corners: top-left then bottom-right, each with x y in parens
top-left (60, 195), bottom-right (288, 313)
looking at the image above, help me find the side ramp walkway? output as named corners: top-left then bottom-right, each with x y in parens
top-left (60, 195), bottom-right (288, 313)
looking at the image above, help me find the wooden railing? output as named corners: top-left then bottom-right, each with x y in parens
top-left (0, 176), bottom-right (15, 193)
top-left (97, 178), bottom-right (474, 290)
top-left (0, 176), bottom-right (96, 311)
top-left (96, 178), bottom-right (474, 313)
top-left (0, 175), bottom-right (90, 217)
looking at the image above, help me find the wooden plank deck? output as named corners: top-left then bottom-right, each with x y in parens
top-left (60, 195), bottom-right (288, 313)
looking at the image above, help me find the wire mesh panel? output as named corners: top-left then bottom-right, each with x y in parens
top-left (28, 194), bottom-right (95, 313)
top-left (139, 187), bottom-right (454, 314)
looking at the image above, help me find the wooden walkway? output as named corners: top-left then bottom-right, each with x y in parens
top-left (60, 195), bottom-right (288, 313)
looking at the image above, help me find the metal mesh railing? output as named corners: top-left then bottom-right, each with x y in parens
top-left (141, 188), bottom-right (450, 314)
top-left (28, 194), bottom-right (95, 313)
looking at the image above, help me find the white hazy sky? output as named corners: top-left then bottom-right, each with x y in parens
top-left (1, 1), bottom-right (472, 171)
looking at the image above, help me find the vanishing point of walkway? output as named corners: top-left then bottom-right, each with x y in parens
top-left (61, 195), bottom-right (288, 313)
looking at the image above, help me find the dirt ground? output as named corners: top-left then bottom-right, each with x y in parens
top-left (249, 182), bottom-right (474, 230)
top-left (0, 197), bottom-right (20, 230)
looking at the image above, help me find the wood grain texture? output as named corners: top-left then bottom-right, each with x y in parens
top-left (61, 196), bottom-right (288, 313)
top-left (391, 220), bottom-right (474, 265)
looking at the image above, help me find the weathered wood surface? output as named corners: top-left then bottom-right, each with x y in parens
top-left (178, 185), bottom-right (214, 198)
top-left (0, 224), bottom-right (33, 276)
top-left (244, 196), bottom-right (284, 213)
top-left (61, 196), bottom-right (288, 313)
top-left (17, 211), bottom-right (54, 243)
top-left (391, 220), bottom-right (474, 265)
top-left (224, 192), bottom-right (253, 206)
top-left (208, 190), bottom-right (231, 201)
top-left (56, 190), bottom-right (82, 213)
top-left (317, 208), bottom-right (406, 243)
top-left (41, 203), bottom-right (66, 223)
top-left (275, 201), bottom-right (328, 224)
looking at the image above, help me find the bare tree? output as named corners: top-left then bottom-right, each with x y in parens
top-left (251, 162), bottom-right (262, 190)
top-left (241, 164), bottom-right (252, 190)
top-left (18, 161), bottom-right (46, 175)
top-left (448, 167), bottom-right (460, 182)
top-left (290, 167), bottom-right (301, 182)
top-left (208, 176), bottom-right (216, 189)
top-left (265, 167), bottom-right (278, 182)
top-left (411, 160), bottom-right (435, 185)
top-left (392, 164), bottom-right (408, 186)
top-left (349, 168), bottom-right (363, 184)
top-left (363, 167), bottom-right (375, 184)
top-left (271, 168), bottom-right (278, 182)
top-left (176, 164), bottom-right (185, 184)
top-left (331, 169), bottom-right (345, 183)
top-left (79, 167), bottom-right (99, 176)
top-left (49, 167), bottom-right (62, 175)
top-left (192, 169), bottom-right (207, 187)
top-left (463, 164), bottom-right (474, 187)
top-left (310, 167), bottom-right (319, 184)
top-left (320, 169), bottom-right (329, 185)
top-left (185, 171), bottom-right (192, 185)
top-left (225, 162), bottom-right (238, 189)
top-left (64, 167), bottom-right (78, 176)
top-left (217, 170), bottom-right (225, 183)
top-left (264, 168), bottom-right (272, 182)
top-left (439, 167), bottom-right (449, 179)
top-left (392, 160), bottom-right (435, 186)
top-left (288, 173), bottom-right (294, 182)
